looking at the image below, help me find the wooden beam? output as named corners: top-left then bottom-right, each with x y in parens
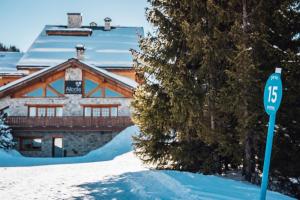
top-left (85, 84), bottom-right (102, 97)
top-left (47, 85), bottom-right (64, 97)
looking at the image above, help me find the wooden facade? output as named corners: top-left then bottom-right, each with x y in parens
top-left (0, 75), bottom-right (24, 87)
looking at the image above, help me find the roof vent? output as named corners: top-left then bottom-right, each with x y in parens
top-left (104, 17), bottom-right (112, 31)
top-left (67, 13), bottom-right (82, 28)
top-left (75, 44), bottom-right (85, 60)
top-left (90, 22), bottom-right (97, 27)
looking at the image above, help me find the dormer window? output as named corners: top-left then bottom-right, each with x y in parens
top-left (46, 27), bottom-right (92, 36)
top-left (90, 22), bottom-right (97, 27)
top-left (46, 13), bottom-right (92, 36)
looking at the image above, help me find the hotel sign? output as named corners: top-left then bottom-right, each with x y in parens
top-left (65, 81), bottom-right (82, 94)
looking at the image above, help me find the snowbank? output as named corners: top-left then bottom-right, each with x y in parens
top-left (0, 151), bottom-right (294, 200)
top-left (85, 125), bottom-right (139, 161)
top-left (0, 125), bottom-right (139, 167)
top-left (0, 125), bottom-right (295, 199)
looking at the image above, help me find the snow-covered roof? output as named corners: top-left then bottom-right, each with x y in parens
top-left (0, 63), bottom-right (58, 93)
top-left (17, 25), bottom-right (144, 68)
top-left (0, 52), bottom-right (25, 75)
top-left (82, 60), bottom-right (138, 88)
top-left (0, 58), bottom-right (138, 96)
top-left (46, 27), bottom-right (92, 32)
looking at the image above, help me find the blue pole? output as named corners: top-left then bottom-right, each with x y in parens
top-left (260, 114), bottom-right (276, 200)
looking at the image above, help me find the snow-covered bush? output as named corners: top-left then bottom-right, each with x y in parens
top-left (0, 112), bottom-right (15, 150)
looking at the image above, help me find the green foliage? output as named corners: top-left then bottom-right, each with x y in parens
top-left (132, 0), bottom-right (300, 197)
top-left (0, 43), bottom-right (20, 52)
top-left (0, 112), bottom-right (15, 150)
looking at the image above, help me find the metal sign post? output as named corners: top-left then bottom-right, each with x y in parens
top-left (260, 68), bottom-right (283, 200)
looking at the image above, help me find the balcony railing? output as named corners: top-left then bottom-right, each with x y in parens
top-left (6, 116), bottom-right (133, 130)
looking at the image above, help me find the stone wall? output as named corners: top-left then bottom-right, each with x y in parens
top-left (13, 130), bottom-right (119, 157)
top-left (65, 67), bottom-right (82, 80)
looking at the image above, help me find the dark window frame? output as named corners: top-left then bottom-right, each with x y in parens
top-left (19, 136), bottom-right (43, 151)
top-left (82, 104), bottom-right (119, 117)
top-left (27, 105), bottom-right (64, 117)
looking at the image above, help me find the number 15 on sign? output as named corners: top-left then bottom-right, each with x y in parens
top-left (267, 86), bottom-right (278, 103)
top-left (260, 68), bottom-right (283, 200)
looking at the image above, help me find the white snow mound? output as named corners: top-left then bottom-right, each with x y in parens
top-left (85, 125), bottom-right (139, 160)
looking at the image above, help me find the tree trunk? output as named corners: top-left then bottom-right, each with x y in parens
top-left (243, 131), bottom-right (255, 182)
top-left (242, 0), bottom-right (247, 32)
top-left (210, 113), bottom-right (215, 130)
top-left (240, 0), bottom-right (256, 183)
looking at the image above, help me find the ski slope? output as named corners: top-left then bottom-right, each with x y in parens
top-left (0, 126), bottom-right (295, 200)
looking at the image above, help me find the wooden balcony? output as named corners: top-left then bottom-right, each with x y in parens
top-left (6, 116), bottom-right (133, 131)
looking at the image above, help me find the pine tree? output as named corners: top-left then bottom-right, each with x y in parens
top-left (223, 0), bottom-right (300, 196)
top-left (133, 0), bottom-right (300, 197)
top-left (132, 0), bottom-right (239, 173)
top-left (0, 112), bottom-right (15, 150)
top-left (0, 43), bottom-right (20, 52)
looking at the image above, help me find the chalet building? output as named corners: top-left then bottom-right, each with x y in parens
top-left (0, 13), bottom-right (143, 157)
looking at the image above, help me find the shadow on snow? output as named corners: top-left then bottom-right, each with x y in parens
top-left (73, 170), bottom-right (291, 200)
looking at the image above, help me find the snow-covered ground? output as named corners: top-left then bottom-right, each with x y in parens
top-left (0, 126), bottom-right (295, 200)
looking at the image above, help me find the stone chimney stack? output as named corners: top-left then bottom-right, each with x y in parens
top-left (68, 13), bottom-right (82, 28)
top-left (104, 17), bottom-right (112, 31)
top-left (75, 44), bottom-right (85, 60)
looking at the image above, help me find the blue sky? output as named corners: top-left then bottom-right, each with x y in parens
top-left (0, 0), bottom-right (151, 51)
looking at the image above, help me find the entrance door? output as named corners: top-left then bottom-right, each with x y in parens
top-left (52, 137), bottom-right (64, 157)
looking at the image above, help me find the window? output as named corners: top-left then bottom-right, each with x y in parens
top-left (56, 107), bottom-right (63, 117)
top-left (83, 78), bottom-right (125, 98)
top-left (83, 105), bottom-right (119, 117)
top-left (93, 108), bottom-right (101, 117)
top-left (101, 108), bottom-right (110, 117)
top-left (37, 107), bottom-right (46, 117)
top-left (50, 79), bottom-right (64, 94)
top-left (46, 88), bottom-right (58, 97)
top-left (25, 87), bottom-right (43, 97)
top-left (22, 78), bottom-right (64, 98)
top-left (84, 79), bottom-right (98, 95)
top-left (47, 107), bottom-right (55, 117)
top-left (90, 89), bottom-right (102, 97)
top-left (28, 106), bottom-right (63, 117)
top-left (29, 107), bottom-right (36, 117)
top-left (84, 107), bottom-right (92, 117)
top-left (111, 107), bottom-right (118, 117)
top-left (20, 137), bottom-right (42, 151)
top-left (105, 88), bottom-right (123, 97)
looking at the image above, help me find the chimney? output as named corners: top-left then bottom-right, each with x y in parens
top-left (75, 44), bottom-right (85, 60)
top-left (104, 17), bottom-right (112, 31)
top-left (68, 13), bottom-right (82, 28)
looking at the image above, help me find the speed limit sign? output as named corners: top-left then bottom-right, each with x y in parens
top-left (263, 69), bottom-right (283, 115)
top-left (260, 68), bottom-right (283, 200)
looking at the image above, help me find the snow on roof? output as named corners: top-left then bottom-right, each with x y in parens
top-left (0, 52), bottom-right (24, 74)
top-left (0, 59), bottom-right (138, 94)
top-left (0, 70), bottom-right (28, 76)
top-left (18, 25), bottom-right (144, 68)
top-left (82, 61), bottom-right (138, 88)
top-left (46, 27), bottom-right (92, 32)
top-left (0, 62), bottom-right (58, 92)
